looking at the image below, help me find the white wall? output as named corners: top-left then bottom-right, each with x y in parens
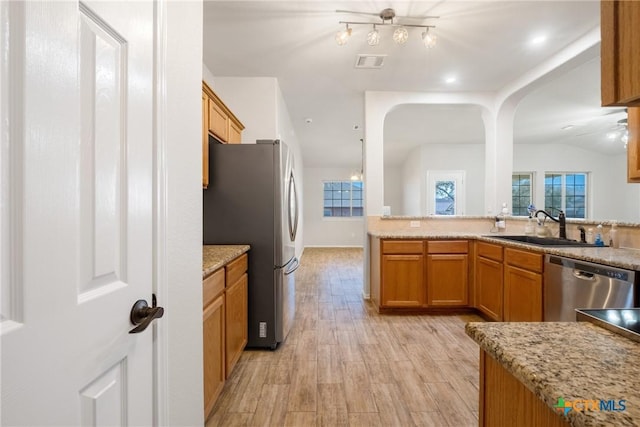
top-left (401, 149), bottom-right (422, 216)
top-left (304, 167), bottom-right (365, 247)
top-left (421, 144), bottom-right (485, 215)
top-left (514, 143), bottom-right (640, 222)
top-left (386, 143), bottom-right (485, 216)
top-left (163, 2), bottom-right (203, 425)
top-left (383, 165), bottom-right (402, 215)
top-left (210, 77), bottom-right (278, 144)
top-left (202, 63), bottom-right (215, 89)
top-left (207, 76), bottom-right (306, 256)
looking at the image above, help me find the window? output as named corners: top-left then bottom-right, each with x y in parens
top-left (426, 171), bottom-right (465, 215)
top-left (323, 181), bottom-right (363, 217)
top-left (544, 173), bottom-right (587, 219)
top-left (512, 173), bottom-right (533, 216)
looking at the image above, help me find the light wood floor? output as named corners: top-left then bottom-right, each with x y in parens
top-left (207, 247), bottom-right (484, 427)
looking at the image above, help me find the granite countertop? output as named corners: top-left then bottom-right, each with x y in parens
top-left (367, 231), bottom-right (640, 271)
top-left (466, 321), bottom-right (640, 427)
top-left (203, 245), bottom-right (250, 278)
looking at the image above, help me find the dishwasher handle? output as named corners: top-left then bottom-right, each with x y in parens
top-left (573, 269), bottom-right (596, 281)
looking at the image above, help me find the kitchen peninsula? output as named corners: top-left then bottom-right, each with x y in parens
top-left (466, 321), bottom-right (640, 426)
top-left (368, 216), bottom-right (640, 319)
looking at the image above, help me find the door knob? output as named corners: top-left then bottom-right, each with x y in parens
top-left (129, 294), bottom-right (164, 334)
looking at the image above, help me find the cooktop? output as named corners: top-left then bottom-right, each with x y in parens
top-left (576, 308), bottom-right (640, 344)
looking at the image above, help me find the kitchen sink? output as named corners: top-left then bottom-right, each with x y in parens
top-left (486, 235), bottom-right (603, 247)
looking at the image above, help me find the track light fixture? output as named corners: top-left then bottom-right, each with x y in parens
top-left (422, 27), bottom-right (437, 48)
top-left (336, 8), bottom-right (438, 47)
top-left (335, 23), bottom-right (352, 46)
top-left (367, 25), bottom-right (380, 46)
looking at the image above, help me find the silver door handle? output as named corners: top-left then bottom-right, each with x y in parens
top-left (284, 257), bottom-right (300, 275)
top-left (573, 270), bottom-right (595, 281)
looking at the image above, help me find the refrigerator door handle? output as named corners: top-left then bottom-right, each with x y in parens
top-left (288, 170), bottom-right (299, 242)
top-left (284, 257), bottom-right (300, 275)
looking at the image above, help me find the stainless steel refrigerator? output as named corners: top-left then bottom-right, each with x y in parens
top-left (203, 139), bottom-right (299, 349)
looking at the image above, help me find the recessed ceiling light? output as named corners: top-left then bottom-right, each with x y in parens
top-left (445, 76), bottom-right (457, 84)
top-left (530, 34), bottom-right (547, 46)
top-left (304, 118), bottom-right (312, 124)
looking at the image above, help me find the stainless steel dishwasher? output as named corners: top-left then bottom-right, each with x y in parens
top-left (544, 255), bottom-right (637, 321)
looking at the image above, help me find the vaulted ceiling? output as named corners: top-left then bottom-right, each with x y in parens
top-left (203, 1), bottom-right (614, 170)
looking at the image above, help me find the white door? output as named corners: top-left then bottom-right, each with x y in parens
top-left (426, 171), bottom-right (466, 215)
top-left (1, 1), bottom-right (156, 425)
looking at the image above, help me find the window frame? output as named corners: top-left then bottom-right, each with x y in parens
top-left (322, 180), bottom-right (364, 219)
top-left (544, 172), bottom-right (588, 219)
top-left (511, 172), bottom-right (534, 217)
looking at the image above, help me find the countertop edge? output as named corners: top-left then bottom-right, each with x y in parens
top-left (203, 245), bottom-right (250, 278)
top-left (367, 232), bottom-right (640, 271)
top-left (465, 321), bottom-right (637, 427)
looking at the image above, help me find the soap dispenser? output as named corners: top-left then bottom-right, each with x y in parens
top-left (609, 221), bottom-right (619, 248)
top-left (495, 203), bottom-right (508, 231)
top-left (594, 224), bottom-right (604, 247)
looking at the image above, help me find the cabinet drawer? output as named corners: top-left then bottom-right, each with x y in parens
top-left (203, 268), bottom-right (225, 308)
top-left (226, 253), bottom-right (248, 285)
top-left (427, 240), bottom-right (468, 254)
top-left (505, 248), bottom-right (543, 273)
top-left (382, 240), bottom-right (424, 254)
top-left (477, 241), bottom-right (503, 262)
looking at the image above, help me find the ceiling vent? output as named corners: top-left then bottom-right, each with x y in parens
top-left (354, 54), bottom-right (386, 69)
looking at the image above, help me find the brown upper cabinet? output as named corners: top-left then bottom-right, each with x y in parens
top-left (627, 108), bottom-right (640, 182)
top-left (202, 81), bottom-right (245, 188)
top-left (600, 2), bottom-right (640, 182)
top-left (601, 1), bottom-right (640, 107)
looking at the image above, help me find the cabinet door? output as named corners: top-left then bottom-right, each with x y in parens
top-left (601, 1), bottom-right (640, 106)
top-left (627, 108), bottom-right (640, 182)
top-left (202, 90), bottom-right (209, 188)
top-left (203, 294), bottom-right (225, 420)
top-left (476, 256), bottom-right (503, 321)
top-left (504, 265), bottom-right (542, 322)
top-left (228, 120), bottom-right (242, 144)
top-left (427, 254), bottom-right (468, 307)
top-left (381, 254), bottom-right (425, 307)
top-left (225, 274), bottom-right (248, 377)
top-left (209, 98), bottom-right (229, 142)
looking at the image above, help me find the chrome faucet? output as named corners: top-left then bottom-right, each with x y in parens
top-left (534, 209), bottom-right (567, 239)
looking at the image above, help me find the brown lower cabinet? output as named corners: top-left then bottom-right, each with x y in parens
top-left (480, 351), bottom-right (568, 426)
top-left (503, 248), bottom-right (543, 322)
top-left (504, 264), bottom-right (543, 322)
top-left (203, 293), bottom-right (225, 418)
top-left (374, 238), bottom-right (543, 320)
top-left (474, 242), bottom-right (543, 322)
top-left (378, 239), bottom-right (470, 310)
top-left (475, 241), bottom-right (504, 321)
top-left (426, 240), bottom-right (469, 306)
top-left (203, 253), bottom-right (248, 420)
top-left (381, 253), bottom-right (425, 307)
top-left (225, 273), bottom-right (248, 375)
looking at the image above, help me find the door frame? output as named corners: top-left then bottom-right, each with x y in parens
top-left (153, 1), bottom-right (204, 425)
top-left (426, 170), bottom-right (466, 215)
